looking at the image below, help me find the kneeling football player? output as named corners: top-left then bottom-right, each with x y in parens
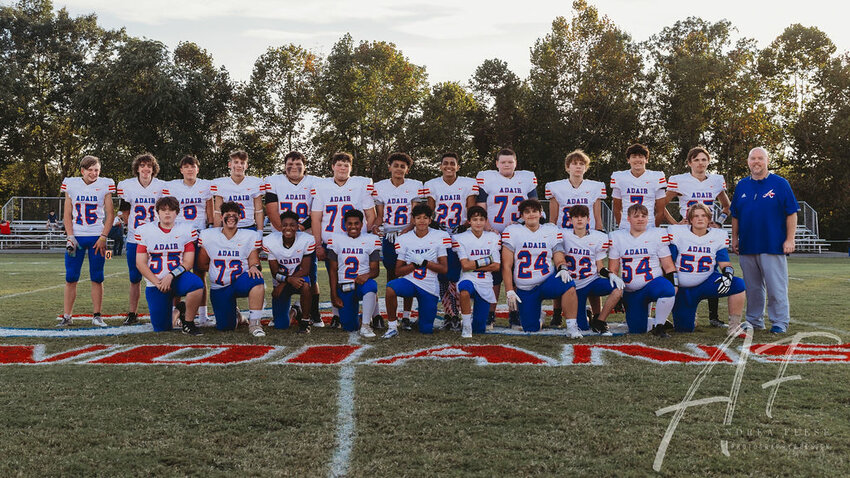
top-left (327, 209), bottom-right (382, 336)
top-left (197, 201), bottom-right (266, 337)
top-left (384, 204), bottom-right (450, 337)
top-left (501, 199), bottom-right (580, 336)
top-left (264, 210), bottom-right (316, 332)
top-left (135, 196), bottom-right (204, 335)
top-left (453, 206), bottom-right (501, 338)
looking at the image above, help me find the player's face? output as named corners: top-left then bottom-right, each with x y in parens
top-left (180, 163), bottom-right (199, 181)
top-left (80, 164), bottom-right (101, 184)
top-left (688, 152), bottom-right (710, 175)
top-left (138, 162), bottom-right (153, 181)
top-left (157, 207), bottom-right (178, 226)
top-left (413, 213), bottom-right (431, 232)
top-left (222, 210), bottom-right (239, 228)
top-left (567, 160), bottom-right (587, 178)
top-left (332, 160), bottom-right (351, 181)
top-left (281, 218), bottom-right (299, 239)
top-left (689, 208), bottom-right (710, 230)
top-left (571, 214), bottom-right (589, 231)
top-left (496, 155), bottom-right (517, 177)
top-left (345, 217), bottom-right (362, 238)
top-left (440, 157), bottom-right (458, 178)
top-left (469, 214), bottom-right (487, 233)
top-left (229, 158), bottom-right (248, 177)
top-left (388, 160), bottom-right (409, 180)
top-left (627, 211), bottom-right (648, 232)
top-left (747, 150), bottom-right (769, 178)
top-left (521, 207), bottom-right (541, 227)
top-left (285, 159), bottom-right (305, 181)
top-left (627, 154), bottom-right (647, 174)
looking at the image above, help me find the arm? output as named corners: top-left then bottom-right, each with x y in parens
top-left (549, 199), bottom-right (559, 227)
top-left (119, 200), bottom-right (130, 226)
top-left (501, 246), bottom-right (515, 293)
top-left (394, 258), bottom-right (417, 278)
top-left (459, 257), bottom-right (500, 273)
top-left (196, 246), bottom-right (210, 273)
top-left (592, 199), bottom-right (603, 230)
top-left (365, 207), bottom-right (379, 234)
top-left (654, 197), bottom-right (667, 227)
top-left (265, 201), bottom-right (281, 232)
top-left (136, 249), bottom-right (167, 291)
top-left (730, 217), bottom-right (739, 254)
top-left (717, 191), bottom-right (731, 215)
top-left (612, 198), bottom-right (622, 225)
top-left (253, 196), bottom-right (264, 228)
top-left (607, 258), bottom-right (620, 276)
top-left (181, 249), bottom-right (195, 270)
top-left (205, 198), bottom-right (214, 226)
top-left (94, 193), bottom-right (114, 256)
top-left (247, 249), bottom-right (262, 278)
top-left (311, 209), bottom-right (325, 260)
top-left (660, 255), bottom-right (676, 275)
top-left (784, 213), bottom-right (797, 254)
top-left (328, 257), bottom-right (342, 308)
top-left (662, 191), bottom-right (679, 225)
top-left (212, 196), bottom-right (223, 227)
top-left (63, 195), bottom-right (74, 240)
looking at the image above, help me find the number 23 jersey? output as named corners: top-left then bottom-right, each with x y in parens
top-left (199, 228), bottom-right (262, 289)
top-left (607, 228), bottom-right (671, 291)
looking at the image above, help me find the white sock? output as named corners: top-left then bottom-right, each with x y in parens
top-left (361, 292), bottom-right (377, 328)
top-left (402, 310), bottom-right (411, 320)
top-left (198, 306), bottom-right (208, 320)
top-left (461, 313), bottom-right (472, 329)
top-left (566, 319), bottom-right (578, 329)
top-left (654, 297), bottom-right (675, 325)
top-left (249, 309), bottom-right (263, 325)
top-left (388, 319), bottom-right (398, 331)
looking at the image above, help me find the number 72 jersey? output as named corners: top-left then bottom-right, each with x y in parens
top-left (199, 228), bottom-right (262, 290)
top-left (607, 228), bottom-right (671, 291)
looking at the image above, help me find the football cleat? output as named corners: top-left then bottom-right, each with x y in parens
top-left (651, 324), bottom-right (670, 338)
top-left (91, 315), bottom-right (108, 328)
top-left (297, 319), bottom-right (311, 334)
top-left (549, 315), bottom-right (563, 328)
top-left (122, 312), bottom-right (139, 326)
top-left (709, 318), bottom-right (727, 328)
top-left (566, 322), bottom-right (583, 339)
top-left (249, 324), bottom-right (266, 337)
top-left (486, 312), bottom-right (495, 331)
top-left (57, 315), bottom-right (73, 327)
top-left (359, 326), bottom-right (376, 338)
top-left (371, 315), bottom-right (386, 330)
top-left (196, 316), bottom-right (215, 327)
top-left (590, 318), bottom-right (612, 336)
top-left (382, 329), bottom-right (399, 339)
top-left (508, 310), bottom-right (522, 331)
top-left (613, 298), bottom-right (626, 314)
top-left (461, 322), bottom-right (472, 338)
top-left (311, 316), bottom-right (325, 328)
top-left (769, 325), bottom-right (786, 334)
top-left (401, 317), bottom-right (413, 331)
top-left (181, 320), bottom-right (203, 336)
top-left (329, 315), bottom-right (341, 329)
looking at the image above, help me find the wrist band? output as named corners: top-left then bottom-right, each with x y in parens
top-left (170, 265), bottom-right (186, 278)
top-left (275, 272), bottom-right (287, 282)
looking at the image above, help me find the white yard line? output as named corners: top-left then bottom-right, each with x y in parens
top-left (329, 333), bottom-right (360, 478)
top-left (0, 271), bottom-right (126, 300)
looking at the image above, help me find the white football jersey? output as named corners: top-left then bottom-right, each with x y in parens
top-left (562, 229), bottom-right (610, 290)
top-left (394, 228), bottom-right (451, 297)
top-left (327, 232), bottom-right (382, 282)
top-left (422, 176), bottom-right (478, 234)
top-left (210, 175), bottom-right (265, 228)
top-left (264, 174), bottom-right (318, 224)
top-left (311, 176), bottom-right (376, 243)
top-left (501, 223), bottom-right (564, 290)
top-left (610, 170), bottom-right (667, 230)
top-left (198, 228), bottom-right (262, 290)
top-left (60, 176), bottom-right (116, 237)
top-left (117, 177), bottom-right (167, 244)
top-left (475, 170), bottom-right (538, 232)
top-left (373, 178), bottom-right (424, 233)
top-left (666, 173), bottom-right (726, 219)
top-left (667, 225), bottom-right (730, 288)
top-left (135, 221), bottom-right (197, 287)
top-left (607, 228), bottom-right (672, 291)
top-left (163, 178), bottom-right (212, 231)
top-left (263, 231), bottom-right (316, 282)
top-left (544, 179), bottom-right (607, 230)
top-left (453, 230), bottom-right (501, 303)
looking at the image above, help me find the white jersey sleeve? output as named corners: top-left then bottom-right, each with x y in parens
top-left (163, 178), bottom-right (212, 231)
top-left (453, 230), bottom-right (500, 303)
top-left (210, 176), bottom-right (265, 228)
top-left (328, 232), bottom-right (382, 282)
top-left (264, 174), bottom-right (316, 224)
top-left (374, 178), bottom-right (424, 232)
top-left (61, 177), bottom-right (116, 237)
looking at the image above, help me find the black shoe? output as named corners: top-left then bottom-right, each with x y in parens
top-left (329, 315), bottom-right (341, 329)
top-left (613, 299), bottom-right (626, 314)
top-left (486, 312), bottom-right (495, 331)
top-left (443, 315), bottom-right (455, 330)
top-left (176, 301), bottom-right (186, 325)
top-left (450, 316), bottom-right (462, 331)
top-left (709, 318), bottom-right (727, 328)
top-left (651, 324), bottom-right (670, 338)
top-left (123, 312), bottom-right (139, 326)
top-left (549, 315), bottom-right (563, 328)
top-left (181, 320), bottom-right (203, 336)
top-left (297, 318), bottom-right (311, 334)
top-left (508, 310), bottom-right (521, 330)
top-left (590, 318), bottom-right (609, 334)
top-left (371, 315), bottom-right (386, 330)
top-left (662, 321), bottom-right (674, 332)
top-left (401, 317), bottom-right (413, 331)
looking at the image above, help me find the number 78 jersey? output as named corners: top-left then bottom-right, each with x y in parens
top-left (501, 223), bottom-right (564, 290)
top-left (607, 228), bottom-right (671, 291)
top-left (199, 228), bottom-right (262, 290)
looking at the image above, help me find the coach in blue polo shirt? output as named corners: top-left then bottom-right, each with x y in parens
top-left (730, 147), bottom-right (799, 333)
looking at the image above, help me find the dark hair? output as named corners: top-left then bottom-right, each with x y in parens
top-left (220, 201), bottom-right (241, 216)
top-left (412, 203), bottom-right (433, 219)
top-left (229, 150), bottom-right (249, 161)
top-left (80, 155), bottom-right (100, 170)
top-left (331, 152), bottom-right (353, 168)
top-left (441, 152), bottom-right (459, 164)
top-left (568, 204), bottom-right (590, 219)
top-left (518, 199), bottom-right (542, 215)
top-left (495, 148), bottom-right (516, 161)
top-left (625, 143), bottom-right (649, 159)
top-left (387, 152), bottom-right (413, 167)
top-left (284, 151), bottom-right (306, 164)
top-left (686, 146), bottom-right (711, 163)
top-left (467, 205), bottom-right (487, 220)
top-left (132, 153), bottom-right (160, 177)
top-left (179, 155), bottom-right (199, 168)
top-left (627, 203), bottom-right (649, 217)
top-left (155, 196), bottom-right (180, 213)
top-left (343, 208), bottom-right (364, 223)
top-left (280, 210), bottom-right (300, 223)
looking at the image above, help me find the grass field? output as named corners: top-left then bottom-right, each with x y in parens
top-left (1, 253), bottom-right (849, 476)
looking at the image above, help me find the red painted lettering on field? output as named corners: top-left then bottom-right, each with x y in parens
top-left (749, 343), bottom-right (850, 363)
top-left (569, 344), bottom-right (734, 365)
top-left (285, 345), bottom-right (364, 364)
top-left (371, 345), bottom-right (550, 365)
top-left (0, 344), bottom-right (112, 364)
top-left (88, 344), bottom-right (275, 365)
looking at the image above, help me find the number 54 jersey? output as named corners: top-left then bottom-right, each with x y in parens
top-left (607, 228), bottom-right (671, 291)
top-left (199, 228), bottom-right (262, 289)
top-left (501, 223), bottom-right (564, 290)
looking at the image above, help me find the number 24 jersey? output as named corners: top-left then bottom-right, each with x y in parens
top-left (501, 223), bottom-right (564, 290)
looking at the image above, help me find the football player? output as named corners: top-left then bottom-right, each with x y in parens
top-left (59, 155), bottom-right (116, 327)
top-left (453, 206), bottom-right (501, 338)
top-left (197, 202), bottom-right (266, 337)
top-left (117, 153), bottom-right (166, 326)
top-left (134, 196), bottom-right (203, 335)
top-left (211, 150), bottom-right (265, 231)
top-left (327, 209), bottom-right (382, 337)
top-left (607, 204), bottom-right (677, 336)
top-left (610, 143), bottom-right (667, 230)
top-left (263, 210), bottom-right (316, 333)
top-left (668, 203), bottom-right (745, 334)
top-left (383, 204), bottom-right (450, 338)
top-left (501, 199), bottom-right (580, 336)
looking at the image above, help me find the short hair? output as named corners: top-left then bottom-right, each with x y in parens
top-left (467, 205), bottom-right (487, 220)
top-left (229, 150), bottom-right (248, 161)
top-left (441, 152), bottom-right (459, 164)
top-left (132, 153), bottom-right (160, 177)
top-left (565, 150), bottom-right (590, 168)
top-left (627, 203), bottom-right (649, 217)
top-left (568, 204), bottom-right (590, 219)
top-left (626, 143), bottom-right (649, 159)
top-left (179, 155), bottom-right (199, 168)
top-left (284, 151), bottom-right (306, 164)
top-left (155, 196), bottom-right (180, 213)
top-left (79, 155), bottom-right (100, 170)
top-left (412, 203), bottom-right (433, 218)
top-left (220, 201), bottom-right (241, 216)
top-left (279, 210), bottom-right (300, 223)
top-left (686, 203), bottom-right (713, 223)
top-left (495, 148), bottom-right (516, 161)
top-left (518, 199), bottom-right (543, 215)
top-left (331, 152), bottom-right (353, 167)
top-left (343, 208), bottom-right (364, 223)
top-left (686, 147), bottom-right (711, 163)
top-left (748, 147), bottom-right (769, 159)
top-left (387, 152), bottom-right (413, 167)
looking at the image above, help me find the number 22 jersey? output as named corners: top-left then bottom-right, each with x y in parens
top-left (607, 228), bottom-right (671, 291)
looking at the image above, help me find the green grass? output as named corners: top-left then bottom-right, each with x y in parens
top-left (1, 254), bottom-right (849, 476)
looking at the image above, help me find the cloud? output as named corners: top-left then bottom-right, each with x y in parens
top-left (242, 29), bottom-right (343, 41)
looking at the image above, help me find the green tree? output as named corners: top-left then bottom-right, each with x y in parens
top-left (469, 58), bottom-right (528, 170)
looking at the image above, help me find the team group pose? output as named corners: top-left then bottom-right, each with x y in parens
top-left (59, 142), bottom-right (796, 338)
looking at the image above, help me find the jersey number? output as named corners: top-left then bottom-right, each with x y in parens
top-left (435, 203), bottom-right (463, 229)
top-left (183, 205), bottom-right (197, 220)
top-left (516, 250), bottom-right (549, 279)
top-left (493, 196), bottom-right (523, 224)
top-left (679, 254), bottom-right (713, 273)
top-left (74, 203), bottom-right (98, 225)
top-left (621, 257), bottom-right (652, 283)
top-left (343, 256), bottom-right (360, 280)
top-left (564, 256), bottom-right (592, 279)
top-left (149, 252), bottom-right (181, 275)
top-left (212, 259), bottom-right (244, 286)
top-left (133, 205), bottom-right (155, 228)
top-left (280, 202), bottom-right (309, 219)
top-left (325, 204), bottom-right (355, 232)
top-left (384, 205), bottom-right (409, 226)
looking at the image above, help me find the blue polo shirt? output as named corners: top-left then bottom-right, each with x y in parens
top-left (730, 173), bottom-right (799, 255)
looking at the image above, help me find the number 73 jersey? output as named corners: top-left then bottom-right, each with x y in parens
top-left (607, 228), bottom-right (672, 291)
top-left (199, 228), bottom-right (262, 290)
top-left (501, 223), bottom-right (564, 290)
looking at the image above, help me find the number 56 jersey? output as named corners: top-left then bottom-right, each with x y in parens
top-left (501, 223), bottom-right (564, 290)
top-left (667, 225), bottom-right (730, 288)
top-left (607, 228), bottom-right (671, 291)
top-left (199, 228), bottom-right (262, 290)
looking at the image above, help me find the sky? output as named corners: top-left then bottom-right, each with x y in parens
top-left (51, 0), bottom-right (850, 85)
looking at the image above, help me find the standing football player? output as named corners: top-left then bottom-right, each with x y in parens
top-left (607, 204), bottom-right (677, 336)
top-left (453, 206), bottom-right (501, 338)
top-left (117, 153), bottom-right (166, 326)
top-left (610, 144), bottom-right (667, 230)
top-left (134, 196), bottom-right (204, 335)
top-left (197, 202), bottom-right (266, 337)
top-left (327, 209), bottom-right (382, 337)
top-left (383, 204), bottom-right (450, 337)
top-left (501, 199), bottom-right (580, 336)
top-left (211, 150), bottom-right (265, 231)
top-left (59, 155), bottom-right (115, 327)
top-left (263, 210), bottom-right (315, 333)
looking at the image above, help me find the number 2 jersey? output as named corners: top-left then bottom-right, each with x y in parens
top-left (311, 176), bottom-right (376, 244)
top-left (394, 228), bottom-right (451, 296)
top-left (117, 177), bottom-right (167, 244)
top-left (607, 228), bottom-right (671, 291)
top-left (134, 221), bottom-right (197, 287)
top-left (60, 176), bottom-right (116, 237)
top-left (610, 169), bottom-right (667, 229)
top-left (327, 232), bottom-right (382, 282)
top-left (561, 229), bottom-right (610, 290)
top-left (263, 231), bottom-right (316, 281)
top-left (373, 178), bottom-right (424, 233)
top-left (544, 179), bottom-right (607, 230)
top-left (475, 170), bottom-right (538, 233)
top-left (163, 178), bottom-right (212, 231)
top-left (667, 225), bottom-right (730, 288)
top-left (666, 173), bottom-right (726, 219)
top-left (421, 176), bottom-right (478, 234)
top-left (209, 175), bottom-right (265, 228)
top-left (452, 230), bottom-right (501, 302)
top-left (198, 228), bottom-right (262, 290)
top-left (501, 223), bottom-right (564, 290)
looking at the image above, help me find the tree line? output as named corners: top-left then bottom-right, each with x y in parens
top-left (2, 0), bottom-right (848, 239)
